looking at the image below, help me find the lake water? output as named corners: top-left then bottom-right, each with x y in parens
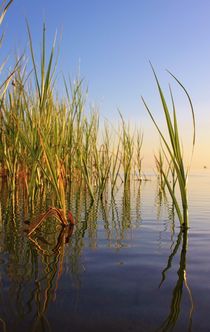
top-left (0, 170), bottom-right (210, 332)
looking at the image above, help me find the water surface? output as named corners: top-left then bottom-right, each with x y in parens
top-left (0, 170), bottom-right (210, 331)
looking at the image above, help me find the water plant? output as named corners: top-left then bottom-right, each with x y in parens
top-left (119, 112), bottom-right (134, 185)
top-left (135, 130), bottom-right (143, 180)
top-left (0, 15), bottom-right (145, 233)
top-left (0, 0), bottom-right (21, 185)
top-left (142, 66), bottom-right (195, 229)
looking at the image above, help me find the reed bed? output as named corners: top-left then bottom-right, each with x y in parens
top-left (0, 23), bottom-right (144, 232)
top-left (0, 2), bottom-right (195, 232)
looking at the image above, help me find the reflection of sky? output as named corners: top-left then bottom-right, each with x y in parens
top-left (2, 0), bottom-right (210, 168)
top-left (1, 172), bottom-right (210, 330)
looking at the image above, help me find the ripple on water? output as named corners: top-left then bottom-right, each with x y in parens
top-left (0, 173), bottom-right (210, 331)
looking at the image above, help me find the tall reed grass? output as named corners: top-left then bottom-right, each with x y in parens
top-left (142, 65), bottom-right (195, 229)
top-left (0, 21), bottom-right (144, 231)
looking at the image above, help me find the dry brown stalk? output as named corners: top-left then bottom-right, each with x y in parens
top-left (27, 207), bottom-right (75, 236)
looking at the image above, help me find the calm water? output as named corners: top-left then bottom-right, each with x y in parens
top-left (0, 170), bottom-right (210, 332)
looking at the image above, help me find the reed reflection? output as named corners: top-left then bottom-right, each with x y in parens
top-left (158, 229), bottom-right (194, 332)
top-left (28, 224), bottom-right (74, 331)
top-left (122, 182), bottom-right (131, 229)
top-left (0, 189), bottom-right (77, 331)
top-left (135, 181), bottom-right (142, 224)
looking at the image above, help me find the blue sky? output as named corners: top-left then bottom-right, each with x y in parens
top-left (2, 0), bottom-right (210, 168)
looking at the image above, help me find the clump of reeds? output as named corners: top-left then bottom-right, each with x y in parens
top-left (142, 65), bottom-right (195, 229)
top-left (119, 113), bottom-right (134, 185)
top-left (0, 19), bottom-right (145, 232)
top-left (0, 0), bottom-right (22, 189)
top-left (154, 148), bottom-right (176, 193)
top-left (135, 130), bottom-right (143, 180)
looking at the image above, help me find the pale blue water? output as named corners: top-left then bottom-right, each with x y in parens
top-left (0, 170), bottom-right (210, 331)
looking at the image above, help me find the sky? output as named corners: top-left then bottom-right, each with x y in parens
top-left (2, 0), bottom-right (210, 169)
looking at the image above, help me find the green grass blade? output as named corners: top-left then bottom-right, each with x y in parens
top-left (26, 20), bottom-right (41, 102)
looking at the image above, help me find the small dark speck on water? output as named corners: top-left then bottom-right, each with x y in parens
top-left (117, 261), bottom-right (124, 266)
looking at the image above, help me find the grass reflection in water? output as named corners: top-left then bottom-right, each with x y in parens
top-left (0, 178), bottom-right (196, 332)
